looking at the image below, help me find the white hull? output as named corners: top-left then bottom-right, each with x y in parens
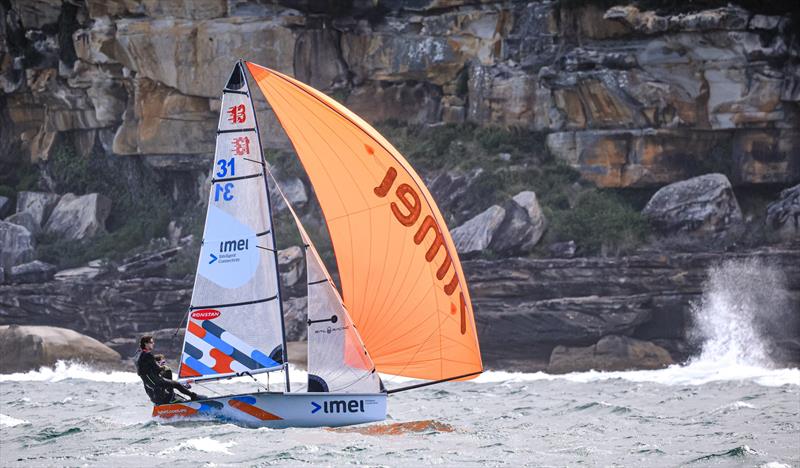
top-left (153, 391), bottom-right (387, 428)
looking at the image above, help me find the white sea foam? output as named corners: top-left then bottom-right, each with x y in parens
top-left (0, 360), bottom-right (796, 388)
top-left (0, 413), bottom-right (30, 427)
top-left (0, 361), bottom-right (139, 384)
top-left (473, 362), bottom-right (800, 387)
top-left (160, 437), bottom-right (236, 455)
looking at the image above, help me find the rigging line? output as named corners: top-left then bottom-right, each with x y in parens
top-left (223, 89), bottom-right (248, 95)
top-left (217, 127), bottom-right (256, 134)
top-left (189, 296), bottom-right (277, 311)
top-left (307, 278), bottom-right (328, 286)
top-left (212, 173), bottom-right (262, 184)
top-left (256, 229), bottom-right (271, 237)
top-left (195, 381), bottom-right (223, 396)
top-left (385, 371), bottom-right (483, 394)
top-left (257, 245), bottom-right (277, 252)
top-left (243, 157), bottom-right (265, 166)
top-left (243, 371), bottom-right (270, 392)
top-left (172, 309), bottom-right (190, 339)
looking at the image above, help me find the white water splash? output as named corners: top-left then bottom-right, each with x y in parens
top-left (690, 258), bottom-right (790, 367)
top-left (160, 437), bottom-right (236, 455)
top-left (0, 414), bottom-right (29, 427)
top-left (0, 361), bottom-right (140, 384)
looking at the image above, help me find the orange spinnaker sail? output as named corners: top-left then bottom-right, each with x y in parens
top-left (247, 62), bottom-right (482, 381)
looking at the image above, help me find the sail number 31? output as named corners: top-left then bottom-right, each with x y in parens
top-left (215, 158), bottom-right (236, 201)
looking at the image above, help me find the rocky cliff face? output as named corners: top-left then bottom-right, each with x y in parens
top-left (1, 0), bottom-right (798, 372)
top-left (1, 244), bottom-right (797, 370)
top-left (2, 0), bottom-right (797, 189)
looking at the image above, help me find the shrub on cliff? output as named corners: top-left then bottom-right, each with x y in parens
top-left (549, 190), bottom-right (650, 256)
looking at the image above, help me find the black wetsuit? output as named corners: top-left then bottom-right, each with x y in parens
top-left (136, 351), bottom-right (196, 404)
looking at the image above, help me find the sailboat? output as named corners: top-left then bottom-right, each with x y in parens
top-left (151, 61), bottom-right (483, 428)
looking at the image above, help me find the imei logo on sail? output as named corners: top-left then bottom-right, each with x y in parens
top-left (209, 238), bottom-right (250, 265)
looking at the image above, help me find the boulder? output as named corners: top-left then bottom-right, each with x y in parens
top-left (511, 191), bottom-right (547, 247)
top-left (9, 260), bottom-right (56, 284)
top-left (44, 193), bottom-right (112, 241)
top-left (766, 184), bottom-right (800, 242)
top-left (642, 174), bottom-right (743, 242)
top-left (0, 196), bottom-right (11, 218)
top-left (0, 325), bottom-right (122, 373)
top-left (451, 205), bottom-right (506, 255)
top-left (278, 245), bottom-right (305, 291)
top-left (547, 335), bottom-right (674, 373)
top-left (0, 221), bottom-right (35, 270)
top-left (16, 191), bottom-right (60, 229)
top-left (488, 200), bottom-right (537, 255)
top-left (5, 211), bottom-right (41, 237)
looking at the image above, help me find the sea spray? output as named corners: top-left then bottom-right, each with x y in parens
top-left (690, 258), bottom-right (791, 367)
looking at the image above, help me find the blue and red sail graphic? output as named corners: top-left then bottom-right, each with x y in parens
top-left (180, 318), bottom-right (280, 378)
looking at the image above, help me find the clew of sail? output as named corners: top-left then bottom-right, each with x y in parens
top-left (178, 62), bottom-right (285, 381)
top-left (267, 171), bottom-right (381, 394)
top-left (246, 62), bottom-right (482, 382)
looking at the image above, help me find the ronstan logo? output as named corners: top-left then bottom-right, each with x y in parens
top-left (191, 309), bottom-right (221, 320)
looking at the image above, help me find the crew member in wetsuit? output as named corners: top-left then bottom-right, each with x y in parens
top-left (136, 335), bottom-right (199, 404)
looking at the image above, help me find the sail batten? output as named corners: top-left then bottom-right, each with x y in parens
top-left (247, 62), bottom-right (482, 382)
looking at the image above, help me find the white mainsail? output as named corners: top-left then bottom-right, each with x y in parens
top-left (178, 63), bottom-right (286, 382)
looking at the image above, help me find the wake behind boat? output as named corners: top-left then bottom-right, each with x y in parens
top-left (151, 61), bottom-right (483, 428)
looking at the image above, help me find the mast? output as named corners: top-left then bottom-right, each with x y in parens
top-left (242, 59), bottom-right (291, 393)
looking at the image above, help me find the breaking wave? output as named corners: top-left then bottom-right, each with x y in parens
top-left (0, 360), bottom-right (796, 388)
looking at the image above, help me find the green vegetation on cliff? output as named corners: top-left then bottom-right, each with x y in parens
top-left (36, 134), bottom-right (174, 268)
top-left (374, 122), bottom-right (651, 256)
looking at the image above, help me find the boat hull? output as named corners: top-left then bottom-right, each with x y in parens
top-left (152, 391), bottom-right (387, 428)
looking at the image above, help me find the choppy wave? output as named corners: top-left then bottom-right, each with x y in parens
top-left (2, 360), bottom-right (797, 388)
top-left (474, 361), bottom-right (800, 387)
top-left (0, 414), bottom-right (30, 427)
top-left (159, 437), bottom-right (237, 455)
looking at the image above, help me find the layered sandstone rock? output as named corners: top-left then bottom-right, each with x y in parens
top-left (4, 1), bottom-right (796, 188)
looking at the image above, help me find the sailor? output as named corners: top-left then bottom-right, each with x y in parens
top-left (136, 335), bottom-right (199, 404)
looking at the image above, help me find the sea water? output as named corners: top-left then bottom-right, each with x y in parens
top-left (0, 362), bottom-right (797, 467)
top-left (2, 261), bottom-right (798, 467)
